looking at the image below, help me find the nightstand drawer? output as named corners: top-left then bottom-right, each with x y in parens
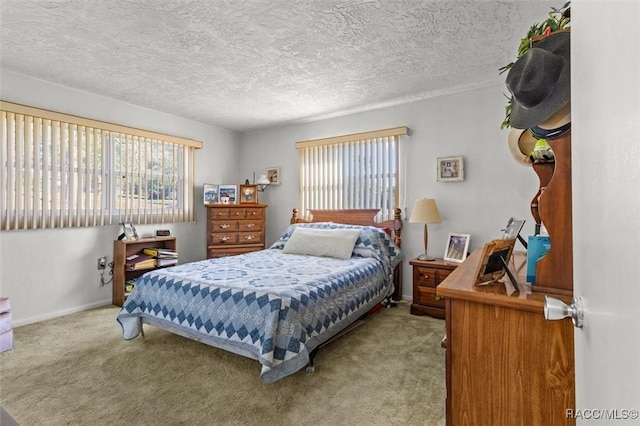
top-left (415, 285), bottom-right (446, 309)
top-left (410, 258), bottom-right (457, 318)
top-left (413, 265), bottom-right (439, 287)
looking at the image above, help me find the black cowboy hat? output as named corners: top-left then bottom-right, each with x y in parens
top-left (506, 31), bottom-right (570, 129)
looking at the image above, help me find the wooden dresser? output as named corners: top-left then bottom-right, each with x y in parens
top-left (409, 258), bottom-right (457, 319)
top-left (437, 250), bottom-right (575, 425)
top-left (206, 203), bottom-right (267, 258)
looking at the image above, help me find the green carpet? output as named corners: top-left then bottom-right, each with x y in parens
top-left (0, 301), bottom-right (445, 426)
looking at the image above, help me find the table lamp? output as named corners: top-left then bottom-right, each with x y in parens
top-left (409, 198), bottom-right (441, 260)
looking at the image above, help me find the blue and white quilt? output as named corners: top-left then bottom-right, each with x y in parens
top-left (117, 223), bottom-right (402, 383)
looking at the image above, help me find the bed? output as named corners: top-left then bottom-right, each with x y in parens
top-left (117, 208), bottom-right (403, 383)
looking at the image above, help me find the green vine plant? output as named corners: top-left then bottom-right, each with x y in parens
top-left (500, 2), bottom-right (571, 129)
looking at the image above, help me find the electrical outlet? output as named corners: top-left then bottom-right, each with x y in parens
top-left (97, 256), bottom-right (107, 270)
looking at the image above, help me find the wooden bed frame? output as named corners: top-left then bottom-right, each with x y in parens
top-left (290, 207), bottom-right (403, 303)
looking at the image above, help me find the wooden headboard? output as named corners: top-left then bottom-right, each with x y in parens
top-left (290, 208), bottom-right (404, 303)
top-left (290, 208), bottom-right (403, 248)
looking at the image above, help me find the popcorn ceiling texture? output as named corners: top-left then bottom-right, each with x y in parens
top-left (1, 1), bottom-right (556, 131)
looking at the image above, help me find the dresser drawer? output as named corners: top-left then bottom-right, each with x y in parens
top-left (237, 231), bottom-right (262, 243)
top-left (238, 219), bottom-right (263, 232)
top-left (208, 246), bottom-right (263, 258)
top-left (211, 220), bottom-right (239, 232)
top-left (208, 208), bottom-right (231, 219)
top-left (244, 207), bottom-right (264, 219)
top-left (415, 285), bottom-right (446, 309)
top-left (210, 233), bottom-right (239, 245)
top-left (413, 265), bottom-right (439, 287)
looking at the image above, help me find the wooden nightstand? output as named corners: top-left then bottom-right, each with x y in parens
top-left (409, 258), bottom-right (458, 319)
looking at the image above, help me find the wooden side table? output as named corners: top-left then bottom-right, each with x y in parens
top-left (409, 258), bottom-right (458, 319)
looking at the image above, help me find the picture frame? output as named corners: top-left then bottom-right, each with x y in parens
top-left (437, 156), bottom-right (464, 182)
top-left (473, 238), bottom-right (517, 285)
top-left (443, 233), bottom-right (471, 263)
top-left (265, 166), bottom-right (281, 185)
top-left (218, 184), bottom-right (237, 204)
top-left (203, 183), bottom-right (219, 204)
top-left (502, 217), bottom-right (525, 240)
top-left (121, 221), bottom-right (138, 241)
top-left (239, 184), bottom-right (258, 204)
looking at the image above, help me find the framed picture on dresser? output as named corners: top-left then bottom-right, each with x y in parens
top-left (239, 184), bottom-right (258, 204)
top-left (203, 184), bottom-right (219, 204)
top-left (218, 185), bottom-right (237, 204)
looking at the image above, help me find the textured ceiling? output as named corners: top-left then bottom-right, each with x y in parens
top-left (1, 1), bottom-right (558, 131)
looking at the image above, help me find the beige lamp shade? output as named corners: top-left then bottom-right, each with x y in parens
top-left (410, 198), bottom-right (441, 260)
top-left (409, 198), bottom-right (441, 224)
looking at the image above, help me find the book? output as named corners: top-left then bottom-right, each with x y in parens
top-left (156, 258), bottom-right (178, 267)
top-left (125, 253), bottom-right (156, 270)
top-left (143, 247), bottom-right (178, 258)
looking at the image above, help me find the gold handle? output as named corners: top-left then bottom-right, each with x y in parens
top-left (220, 236), bottom-right (229, 242)
top-left (219, 223), bottom-right (230, 229)
top-left (422, 274), bottom-right (430, 279)
top-left (250, 211), bottom-right (256, 215)
top-left (246, 223), bottom-right (255, 229)
top-left (431, 295), bottom-right (443, 301)
top-left (244, 235), bottom-right (255, 240)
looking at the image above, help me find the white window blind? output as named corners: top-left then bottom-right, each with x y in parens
top-left (0, 101), bottom-right (202, 230)
top-left (296, 126), bottom-right (409, 221)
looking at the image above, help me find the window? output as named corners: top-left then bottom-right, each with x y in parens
top-left (0, 101), bottom-right (202, 230)
top-left (296, 126), bottom-right (409, 221)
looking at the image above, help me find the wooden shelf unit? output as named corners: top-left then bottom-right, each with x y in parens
top-left (531, 131), bottom-right (573, 295)
top-left (112, 236), bottom-right (177, 307)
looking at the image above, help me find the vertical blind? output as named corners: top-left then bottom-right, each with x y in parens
top-left (296, 126), bottom-right (409, 221)
top-left (0, 101), bottom-right (202, 231)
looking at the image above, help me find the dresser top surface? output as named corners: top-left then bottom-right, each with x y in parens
top-left (437, 249), bottom-right (572, 313)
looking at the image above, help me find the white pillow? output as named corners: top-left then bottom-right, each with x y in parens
top-left (282, 228), bottom-right (361, 259)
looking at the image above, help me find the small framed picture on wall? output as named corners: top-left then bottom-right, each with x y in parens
top-left (437, 156), bottom-right (464, 182)
top-left (266, 167), bottom-right (281, 185)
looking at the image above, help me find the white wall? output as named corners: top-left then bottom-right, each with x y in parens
top-left (0, 70), bottom-right (240, 325)
top-left (241, 84), bottom-right (538, 301)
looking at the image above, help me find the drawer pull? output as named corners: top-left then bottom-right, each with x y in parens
top-left (244, 235), bottom-right (255, 240)
top-left (421, 274), bottom-right (430, 279)
top-left (219, 223), bottom-right (230, 229)
top-left (220, 236), bottom-right (230, 242)
top-left (250, 211), bottom-right (257, 216)
top-left (246, 223), bottom-right (255, 229)
top-left (431, 295), bottom-right (443, 301)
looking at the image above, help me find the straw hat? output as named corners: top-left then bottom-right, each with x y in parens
top-left (507, 128), bottom-right (538, 166)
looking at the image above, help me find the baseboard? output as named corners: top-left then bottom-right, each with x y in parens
top-left (11, 299), bottom-right (113, 327)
